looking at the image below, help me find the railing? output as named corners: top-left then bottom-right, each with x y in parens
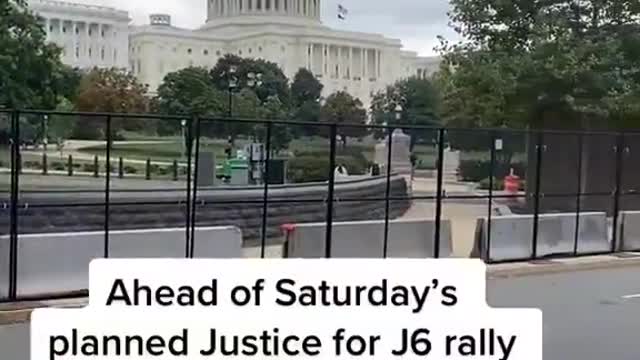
top-left (1, 109), bottom-right (639, 302)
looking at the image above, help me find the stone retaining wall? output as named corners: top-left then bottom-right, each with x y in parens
top-left (0, 176), bottom-right (411, 245)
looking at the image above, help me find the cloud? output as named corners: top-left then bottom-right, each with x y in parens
top-left (61, 0), bottom-right (459, 56)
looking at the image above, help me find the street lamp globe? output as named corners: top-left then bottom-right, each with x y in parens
top-left (394, 104), bottom-right (403, 120)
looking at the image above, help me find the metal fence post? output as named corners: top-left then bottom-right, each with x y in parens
top-left (324, 124), bottom-right (338, 259)
top-left (433, 128), bottom-right (445, 259)
top-left (184, 117), bottom-right (194, 258)
top-left (531, 131), bottom-right (544, 260)
top-left (189, 116), bottom-right (201, 258)
top-left (486, 131), bottom-right (496, 261)
top-left (573, 133), bottom-right (584, 256)
top-left (68, 155), bottom-right (73, 176)
top-left (8, 110), bottom-right (20, 300)
top-left (104, 115), bottom-right (112, 258)
top-left (611, 133), bottom-right (624, 252)
top-left (260, 121), bottom-right (273, 259)
top-left (382, 125), bottom-right (394, 258)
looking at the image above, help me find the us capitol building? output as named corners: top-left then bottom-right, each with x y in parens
top-left (31, 0), bottom-right (440, 109)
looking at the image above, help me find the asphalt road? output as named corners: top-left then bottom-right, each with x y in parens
top-left (2, 265), bottom-right (639, 360)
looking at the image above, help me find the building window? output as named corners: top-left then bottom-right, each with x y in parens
top-left (248, 48), bottom-right (252, 54)
top-left (62, 27), bottom-right (66, 33)
top-left (188, 48), bottom-right (192, 54)
top-left (101, 30), bottom-right (105, 37)
top-left (259, 46), bottom-right (263, 52)
top-left (173, 47), bottom-right (177, 52)
top-left (75, 46), bottom-right (79, 58)
top-left (239, 50), bottom-right (243, 55)
top-left (114, 49), bottom-right (117, 62)
top-left (216, 50), bottom-right (221, 56)
top-left (89, 29), bottom-right (92, 36)
top-left (49, 25), bottom-right (53, 32)
top-left (75, 27), bottom-right (79, 34)
top-left (204, 49), bottom-right (209, 55)
top-left (281, 45), bottom-right (285, 52)
top-left (89, 48), bottom-right (92, 58)
top-left (101, 47), bottom-right (105, 60)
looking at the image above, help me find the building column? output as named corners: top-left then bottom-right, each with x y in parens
top-left (377, 50), bottom-right (381, 79)
top-left (337, 46), bottom-right (342, 79)
top-left (309, 43), bottom-right (313, 73)
top-left (324, 44), bottom-right (329, 77)
top-left (348, 47), bottom-right (353, 79)
top-left (363, 48), bottom-right (368, 79)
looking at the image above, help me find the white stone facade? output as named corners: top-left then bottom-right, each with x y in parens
top-left (29, 0), bottom-right (440, 109)
top-left (129, 0), bottom-right (440, 109)
top-left (29, 0), bottom-right (130, 70)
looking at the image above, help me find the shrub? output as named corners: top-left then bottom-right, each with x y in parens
top-left (124, 165), bottom-right (137, 174)
top-left (51, 162), bottom-right (66, 171)
top-left (82, 163), bottom-right (97, 173)
top-left (287, 155), bottom-right (369, 183)
top-left (23, 161), bottom-right (42, 170)
top-left (478, 177), bottom-right (527, 191)
top-left (459, 160), bottom-right (526, 182)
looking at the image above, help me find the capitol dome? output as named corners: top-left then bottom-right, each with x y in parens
top-left (206, 0), bottom-right (321, 26)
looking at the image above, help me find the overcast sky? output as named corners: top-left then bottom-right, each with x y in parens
top-left (63, 0), bottom-right (459, 56)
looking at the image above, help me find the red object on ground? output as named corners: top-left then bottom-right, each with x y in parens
top-left (504, 168), bottom-right (520, 194)
top-left (281, 223), bottom-right (297, 242)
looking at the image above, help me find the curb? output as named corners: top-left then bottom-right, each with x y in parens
top-left (2, 255), bottom-right (640, 326)
top-left (0, 299), bottom-right (88, 326)
top-left (487, 255), bottom-right (640, 279)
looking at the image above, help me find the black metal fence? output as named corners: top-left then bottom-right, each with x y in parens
top-left (1, 109), bottom-right (639, 302)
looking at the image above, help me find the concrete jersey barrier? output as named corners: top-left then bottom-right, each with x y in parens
top-left (472, 212), bottom-right (609, 262)
top-left (618, 211), bottom-right (640, 252)
top-left (283, 218), bottom-right (452, 258)
top-left (0, 226), bottom-right (242, 298)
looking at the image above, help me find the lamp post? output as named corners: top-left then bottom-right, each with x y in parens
top-left (180, 119), bottom-right (187, 158)
top-left (394, 104), bottom-right (403, 122)
top-left (227, 65), bottom-right (238, 117)
top-left (42, 114), bottom-right (49, 152)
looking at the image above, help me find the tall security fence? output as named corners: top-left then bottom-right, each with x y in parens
top-left (1, 109), bottom-right (639, 302)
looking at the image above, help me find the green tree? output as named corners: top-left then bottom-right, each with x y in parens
top-left (0, 0), bottom-right (63, 109)
top-left (370, 76), bottom-right (441, 147)
top-left (320, 91), bottom-right (368, 148)
top-left (52, 65), bottom-right (83, 105)
top-left (290, 68), bottom-right (323, 136)
top-left (291, 68), bottom-right (323, 106)
top-left (73, 68), bottom-right (149, 139)
top-left (438, 0), bottom-right (640, 131)
top-left (49, 97), bottom-right (74, 155)
top-left (210, 54), bottom-right (291, 107)
top-left (257, 95), bottom-right (292, 153)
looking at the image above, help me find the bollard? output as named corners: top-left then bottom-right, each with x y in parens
top-left (68, 155), bottom-right (73, 176)
top-left (173, 160), bottom-right (178, 181)
top-left (93, 155), bottom-right (99, 178)
top-left (118, 157), bottom-right (124, 179)
top-left (146, 158), bottom-right (151, 180)
top-left (42, 153), bottom-right (48, 175)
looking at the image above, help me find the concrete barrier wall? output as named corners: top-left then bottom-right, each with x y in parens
top-left (284, 218), bottom-right (452, 258)
top-left (0, 226), bottom-right (242, 298)
top-left (619, 211), bottom-right (640, 251)
top-left (473, 212), bottom-right (609, 262)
